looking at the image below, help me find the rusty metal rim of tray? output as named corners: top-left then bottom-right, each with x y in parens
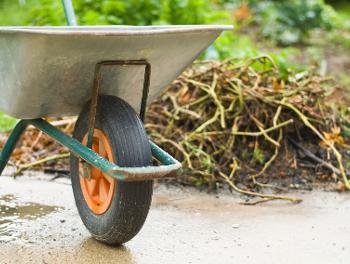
top-left (0, 0), bottom-right (182, 181)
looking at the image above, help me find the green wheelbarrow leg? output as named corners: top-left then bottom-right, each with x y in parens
top-left (0, 120), bottom-right (29, 174)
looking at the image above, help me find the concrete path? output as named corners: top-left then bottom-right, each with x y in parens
top-left (0, 175), bottom-right (349, 264)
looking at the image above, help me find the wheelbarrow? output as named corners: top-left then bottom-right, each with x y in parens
top-left (0, 0), bottom-right (232, 245)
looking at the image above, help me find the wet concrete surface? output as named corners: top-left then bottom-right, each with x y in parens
top-left (0, 174), bottom-right (349, 264)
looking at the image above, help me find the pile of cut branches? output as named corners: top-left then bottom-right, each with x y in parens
top-left (0, 118), bottom-right (75, 176)
top-left (145, 56), bottom-right (350, 200)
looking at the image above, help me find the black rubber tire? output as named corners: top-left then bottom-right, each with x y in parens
top-left (70, 95), bottom-right (153, 245)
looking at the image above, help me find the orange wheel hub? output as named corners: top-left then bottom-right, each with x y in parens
top-left (79, 129), bottom-right (116, 214)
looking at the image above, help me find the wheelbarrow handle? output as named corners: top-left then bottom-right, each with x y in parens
top-left (62, 0), bottom-right (77, 26)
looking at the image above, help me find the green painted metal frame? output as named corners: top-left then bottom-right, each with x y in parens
top-left (0, 119), bottom-right (181, 181)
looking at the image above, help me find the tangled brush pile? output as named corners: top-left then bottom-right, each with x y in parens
top-left (145, 56), bottom-right (350, 202)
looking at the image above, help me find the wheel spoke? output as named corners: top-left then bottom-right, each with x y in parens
top-left (91, 165), bottom-right (102, 179)
top-left (92, 138), bottom-right (99, 152)
top-left (99, 137), bottom-right (107, 158)
top-left (86, 179), bottom-right (98, 196)
top-left (102, 172), bottom-right (115, 184)
top-left (99, 177), bottom-right (109, 202)
top-left (92, 194), bottom-right (100, 204)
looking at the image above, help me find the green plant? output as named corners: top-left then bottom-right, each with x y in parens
top-left (0, 0), bottom-right (35, 25)
top-left (253, 147), bottom-right (265, 165)
top-left (26, 0), bottom-right (216, 26)
top-left (73, 0), bottom-right (162, 25)
top-left (27, 0), bottom-right (65, 25)
top-left (0, 113), bottom-right (17, 132)
top-left (255, 0), bottom-right (336, 45)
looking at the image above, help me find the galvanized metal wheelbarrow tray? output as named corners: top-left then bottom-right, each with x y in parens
top-left (0, 0), bottom-right (232, 181)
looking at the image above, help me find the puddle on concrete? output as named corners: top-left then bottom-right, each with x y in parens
top-left (0, 194), bottom-right (61, 242)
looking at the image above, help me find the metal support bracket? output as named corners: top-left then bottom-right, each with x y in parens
top-left (87, 60), bottom-right (151, 149)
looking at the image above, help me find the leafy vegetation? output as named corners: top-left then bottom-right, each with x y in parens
top-left (254, 0), bottom-right (336, 45)
top-left (0, 113), bottom-right (17, 133)
top-left (1, 1), bottom-right (345, 47)
top-left (26, 0), bottom-right (216, 26)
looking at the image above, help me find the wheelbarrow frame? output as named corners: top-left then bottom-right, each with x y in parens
top-left (0, 0), bottom-right (182, 181)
